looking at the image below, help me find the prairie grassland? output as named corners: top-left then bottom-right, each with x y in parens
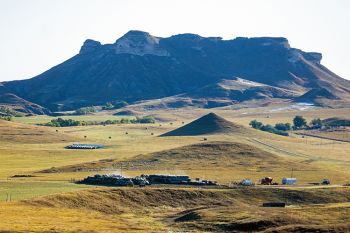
top-left (1, 107), bottom-right (350, 200)
top-left (0, 180), bottom-right (90, 202)
top-left (2, 187), bottom-right (350, 232)
top-left (1, 106), bottom-right (350, 232)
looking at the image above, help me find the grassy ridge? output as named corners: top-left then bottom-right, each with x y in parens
top-left (2, 187), bottom-right (348, 232)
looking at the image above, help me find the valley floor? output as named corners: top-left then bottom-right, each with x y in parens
top-left (1, 105), bottom-right (350, 232)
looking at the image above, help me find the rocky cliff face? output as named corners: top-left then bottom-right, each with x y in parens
top-left (1, 30), bottom-right (349, 111)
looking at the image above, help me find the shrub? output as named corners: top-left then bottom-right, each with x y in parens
top-left (103, 102), bottom-right (114, 110)
top-left (135, 116), bottom-right (155, 124)
top-left (41, 118), bottom-right (82, 127)
top-left (249, 120), bottom-right (263, 129)
top-left (275, 123), bottom-right (291, 131)
top-left (0, 115), bottom-right (12, 121)
top-left (261, 124), bottom-right (289, 136)
top-left (310, 118), bottom-right (323, 129)
top-left (74, 106), bottom-right (97, 115)
top-left (113, 101), bottom-right (128, 109)
top-left (0, 106), bottom-right (24, 117)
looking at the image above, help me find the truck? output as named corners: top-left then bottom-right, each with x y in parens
top-left (260, 177), bottom-right (273, 185)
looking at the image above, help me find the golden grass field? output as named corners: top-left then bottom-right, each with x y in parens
top-left (1, 105), bottom-right (350, 232)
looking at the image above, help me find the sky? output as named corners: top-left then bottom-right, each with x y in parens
top-left (0, 0), bottom-right (349, 82)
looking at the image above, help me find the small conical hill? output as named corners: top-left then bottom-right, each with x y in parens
top-left (161, 112), bottom-right (246, 136)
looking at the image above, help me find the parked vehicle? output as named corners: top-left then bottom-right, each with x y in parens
top-left (321, 179), bottom-right (330, 185)
top-left (260, 177), bottom-right (273, 185)
top-left (239, 179), bottom-right (254, 186)
top-left (282, 177), bottom-right (297, 185)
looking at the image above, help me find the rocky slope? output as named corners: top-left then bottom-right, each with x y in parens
top-left (0, 93), bottom-right (50, 115)
top-left (1, 30), bottom-right (349, 111)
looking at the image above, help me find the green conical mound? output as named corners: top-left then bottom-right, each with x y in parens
top-left (161, 112), bottom-right (245, 136)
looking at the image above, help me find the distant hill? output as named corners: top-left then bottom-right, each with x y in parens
top-left (295, 88), bottom-right (339, 103)
top-left (1, 30), bottom-right (349, 111)
top-left (161, 112), bottom-right (247, 136)
top-left (0, 93), bottom-right (50, 115)
top-left (0, 119), bottom-right (75, 143)
top-left (125, 141), bottom-right (313, 171)
top-left (39, 141), bottom-right (313, 173)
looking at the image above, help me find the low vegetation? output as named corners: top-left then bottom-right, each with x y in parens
top-left (74, 106), bottom-right (97, 115)
top-left (40, 116), bottom-right (155, 127)
top-left (0, 115), bottom-right (12, 121)
top-left (0, 106), bottom-right (24, 119)
top-left (2, 107), bottom-right (350, 232)
top-left (250, 115), bottom-right (350, 136)
top-left (102, 101), bottom-right (128, 110)
top-left (249, 120), bottom-right (289, 136)
top-left (8, 187), bottom-right (350, 233)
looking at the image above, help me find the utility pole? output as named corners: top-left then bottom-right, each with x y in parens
top-left (291, 168), bottom-right (294, 178)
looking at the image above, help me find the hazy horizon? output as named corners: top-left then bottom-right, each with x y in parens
top-left (0, 0), bottom-right (350, 82)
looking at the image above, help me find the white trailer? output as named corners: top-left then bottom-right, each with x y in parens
top-left (282, 177), bottom-right (297, 185)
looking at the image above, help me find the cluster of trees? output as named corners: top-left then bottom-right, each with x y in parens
top-left (41, 118), bottom-right (81, 127)
top-left (99, 116), bottom-right (155, 124)
top-left (249, 120), bottom-right (289, 136)
top-left (0, 106), bottom-right (24, 118)
top-left (293, 116), bottom-right (324, 129)
top-left (0, 115), bottom-right (12, 121)
top-left (74, 106), bottom-right (97, 115)
top-left (40, 116), bottom-right (155, 127)
top-left (249, 115), bottom-right (334, 136)
top-left (102, 101), bottom-right (128, 110)
top-left (73, 101), bottom-right (129, 115)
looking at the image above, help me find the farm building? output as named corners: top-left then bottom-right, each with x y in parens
top-left (66, 143), bottom-right (104, 149)
top-left (79, 174), bottom-right (151, 186)
top-left (78, 174), bottom-right (217, 187)
top-left (147, 175), bottom-right (191, 184)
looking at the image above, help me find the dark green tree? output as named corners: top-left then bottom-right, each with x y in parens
top-left (310, 118), bottom-right (323, 129)
top-left (275, 123), bottom-right (291, 131)
top-left (293, 116), bottom-right (307, 129)
top-left (249, 120), bottom-right (263, 129)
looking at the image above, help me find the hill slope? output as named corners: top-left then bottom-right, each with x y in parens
top-left (39, 140), bottom-right (314, 173)
top-left (0, 119), bottom-right (75, 143)
top-left (0, 93), bottom-right (50, 115)
top-left (1, 30), bottom-right (349, 111)
top-left (161, 113), bottom-right (246, 136)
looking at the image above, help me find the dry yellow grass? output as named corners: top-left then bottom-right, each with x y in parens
top-left (2, 187), bottom-right (350, 232)
top-left (1, 106), bottom-right (350, 232)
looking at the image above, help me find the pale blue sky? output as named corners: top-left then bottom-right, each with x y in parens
top-left (0, 0), bottom-right (349, 81)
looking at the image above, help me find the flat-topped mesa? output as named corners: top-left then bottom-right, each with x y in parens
top-left (113, 30), bottom-right (169, 56)
top-left (79, 39), bottom-right (102, 54)
top-left (2, 30), bottom-right (349, 112)
top-left (233, 37), bottom-right (291, 49)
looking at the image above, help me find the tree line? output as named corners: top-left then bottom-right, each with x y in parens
top-left (249, 115), bottom-right (339, 136)
top-left (0, 106), bottom-right (24, 121)
top-left (39, 116), bottom-right (155, 127)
